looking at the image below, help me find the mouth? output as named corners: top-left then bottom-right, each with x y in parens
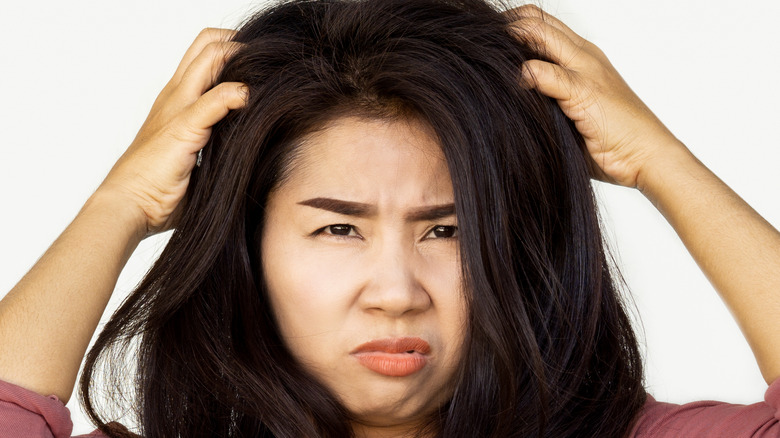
top-left (350, 337), bottom-right (431, 377)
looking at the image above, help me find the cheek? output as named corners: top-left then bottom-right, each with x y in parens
top-left (420, 248), bottom-right (468, 378)
top-left (260, 227), bottom-right (363, 357)
top-left (419, 245), bottom-right (467, 321)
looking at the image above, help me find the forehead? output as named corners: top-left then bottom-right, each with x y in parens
top-left (275, 116), bottom-right (453, 204)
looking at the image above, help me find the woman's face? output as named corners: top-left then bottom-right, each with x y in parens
top-left (261, 116), bottom-right (467, 434)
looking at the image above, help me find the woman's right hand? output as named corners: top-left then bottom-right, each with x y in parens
top-left (0, 29), bottom-right (249, 401)
top-left (97, 28), bottom-right (248, 236)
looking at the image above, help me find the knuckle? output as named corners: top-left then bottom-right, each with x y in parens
top-left (212, 81), bottom-right (230, 92)
top-left (201, 41), bottom-right (223, 57)
top-left (518, 4), bottom-right (545, 19)
top-left (510, 18), bottom-right (546, 45)
top-left (519, 15), bottom-right (545, 30)
top-left (197, 27), bottom-right (219, 40)
top-left (196, 27), bottom-right (236, 44)
top-left (522, 16), bottom-right (545, 31)
top-left (194, 28), bottom-right (213, 44)
top-left (523, 59), bottom-right (544, 72)
top-left (590, 44), bottom-right (609, 62)
top-left (200, 41), bottom-right (238, 63)
top-left (213, 83), bottom-right (235, 103)
top-left (527, 20), bottom-right (550, 46)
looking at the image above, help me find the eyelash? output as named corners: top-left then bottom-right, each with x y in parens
top-left (312, 224), bottom-right (458, 240)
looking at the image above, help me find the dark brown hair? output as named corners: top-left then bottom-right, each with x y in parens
top-left (80, 1), bottom-right (646, 436)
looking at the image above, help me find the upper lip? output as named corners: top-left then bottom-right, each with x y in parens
top-left (350, 337), bottom-right (431, 355)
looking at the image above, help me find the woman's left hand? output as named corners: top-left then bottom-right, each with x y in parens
top-left (507, 5), bottom-right (687, 190)
top-left (507, 6), bottom-right (780, 386)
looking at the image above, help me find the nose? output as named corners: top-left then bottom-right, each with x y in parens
top-left (358, 237), bottom-right (432, 317)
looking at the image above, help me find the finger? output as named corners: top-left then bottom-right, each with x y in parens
top-left (504, 4), bottom-right (584, 46)
top-left (174, 82), bottom-right (249, 154)
top-left (171, 28), bottom-right (237, 85)
top-left (521, 59), bottom-right (576, 102)
top-left (173, 41), bottom-right (244, 105)
top-left (510, 17), bottom-right (585, 68)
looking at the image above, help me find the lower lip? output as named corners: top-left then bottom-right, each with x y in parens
top-left (353, 352), bottom-right (428, 377)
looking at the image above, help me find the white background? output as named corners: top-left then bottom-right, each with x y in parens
top-left (1, 0), bottom-right (778, 433)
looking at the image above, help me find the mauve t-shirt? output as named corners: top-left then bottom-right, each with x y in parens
top-left (2, 377), bottom-right (779, 437)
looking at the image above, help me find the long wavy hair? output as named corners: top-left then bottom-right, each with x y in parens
top-left (80, 0), bottom-right (646, 436)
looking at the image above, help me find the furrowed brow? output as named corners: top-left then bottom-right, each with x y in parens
top-left (404, 204), bottom-right (456, 222)
top-left (297, 197), bottom-right (376, 217)
top-left (297, 197), bottom-right (455, 222)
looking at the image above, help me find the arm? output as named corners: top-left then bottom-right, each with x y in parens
top-left (0, 191), bottom-right (144, 404)
top-left (509, 5), bottom-right (780, 385)
top-left (0, 28), bottom-right (247, 403)
top-left (639, 140), bottom-right (780, 385)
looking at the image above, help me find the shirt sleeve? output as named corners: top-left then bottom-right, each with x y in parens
top-left (0, 378), bottom-right (106, 438)
top-left (632, 378), bottom-right (780, 437)
top-left (5, 375), bottom-right (779, 437)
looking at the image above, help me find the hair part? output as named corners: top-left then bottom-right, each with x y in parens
top-left (80, 1), bottom-right (646, 437)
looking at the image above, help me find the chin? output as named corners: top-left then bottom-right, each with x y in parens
top-left (336, 375), bottom-right (453, 430)
top-left (347, 405), bottom-right (435, 436)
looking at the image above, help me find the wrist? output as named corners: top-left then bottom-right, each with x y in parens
top-left (84, 186), bottom-right (149, 245)
top-left (634, 138), bottom-right (698, 201)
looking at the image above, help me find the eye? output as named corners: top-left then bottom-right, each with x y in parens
top-left (424, 225), bottom-right (458, 239)
top-left (316, 224), bottom-right (360, 238)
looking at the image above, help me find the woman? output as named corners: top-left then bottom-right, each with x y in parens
top-left (0, 0), bottom-right (778, 437)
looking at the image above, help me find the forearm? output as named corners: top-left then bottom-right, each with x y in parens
top-left (0, 190), bottom-right (145, 402)
top-left (639, 141), bottom-right (780, 385)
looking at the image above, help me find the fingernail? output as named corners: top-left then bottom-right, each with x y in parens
top-left (238, 84), bottom-right (249, 101)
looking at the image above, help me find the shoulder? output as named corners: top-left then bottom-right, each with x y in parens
top-left (0, 378), bottom-right (112, 438)
top-left (630, 378), bottom-right (780, 437)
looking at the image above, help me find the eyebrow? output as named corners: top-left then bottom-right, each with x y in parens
top-left (297, 197), bottom-right (455, 222)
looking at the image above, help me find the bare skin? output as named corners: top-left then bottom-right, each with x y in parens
top-left (510, 5), bottom-right (780, 385)
top-left (0, 28), bottom-right (247, 402)
top-left (0, 5), bottom-right (778, 436)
